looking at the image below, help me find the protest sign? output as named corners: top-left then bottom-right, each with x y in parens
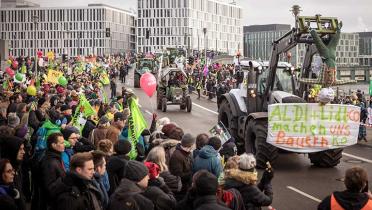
top-left (46, 69), bottom-right (64, 84)
top-left (268, 103), bottom-right (360, 153)
top-left (209, 122), bottom-right (232, 145)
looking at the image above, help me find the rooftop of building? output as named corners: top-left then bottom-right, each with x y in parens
top-left (0, 3), bottom-right (135, 15)
top-left (359, 32), bottom-right (372, 38)
top-left (243, 24), bottom-right (291, 33)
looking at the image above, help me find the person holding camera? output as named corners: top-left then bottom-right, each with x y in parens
top-left (223, 153), bottom-right (274, 210)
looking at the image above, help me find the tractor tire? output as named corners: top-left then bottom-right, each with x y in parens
top-left (308, 149), bottom-right (343, 167)
top-left (134, 74), bottom-right (140, 88)
top-left (245, 118), bottom-right (278, 169)
top-left (161, 98), bottom-right (167, 112)
top-left (186, 96), bottom-right (192, 112)
top-left (180, 104), bottom-right (186, 110)
top-left (218, 99), bottom-right (238, 141)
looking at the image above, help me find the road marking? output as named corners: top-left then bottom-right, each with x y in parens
top-left (192, 102), bottom-right (218, 115)
top-left (342, 152), bottom-right (372, 164)
top-left (145, 110), bottom-right (152, 116)
top-left (286, 186), bottom-right (321, 203)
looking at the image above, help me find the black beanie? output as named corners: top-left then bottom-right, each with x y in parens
top-left (114, 140), bottom-right (132, 155)
top-left (62, 126), bottom-right (80, 140)
top-left (38, 97), bottom-right (46, 107)
top-left (124, 160), bottom-right (149, 182)
top-left (195, 171), bottom-right (218, 196)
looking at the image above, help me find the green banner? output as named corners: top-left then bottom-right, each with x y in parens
top-left (369, 80), bottom-right (372, 96)
top-left (128, 98), bottom-right (148, 160)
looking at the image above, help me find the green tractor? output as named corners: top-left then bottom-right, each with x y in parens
top-left (134, 57), bottom-right (158, 88)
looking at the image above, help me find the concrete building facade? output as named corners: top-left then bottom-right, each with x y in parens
top-left (359, 32), bottom-right (372, 66)
top-left (137, 0), bottom-right (243, 55)
top-left (0, 4), bottom-right (136, 57)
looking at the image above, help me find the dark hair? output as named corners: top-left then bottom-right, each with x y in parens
top-left (0, 126), bottom-right (15, 136)
top-left (208, 136), bottom-right (222, 150)
top-left (344, 167), bottom-right (368, 192)
top-left (196, 133), bottom-right (209, 149)
top-left (47, 132), bottom-right (64, 150)
top-left (92, 150), bottom-right (106, 170)
top-left (70, 152), bottom-right (93, 171)
top-left (0, 159), bottom-right (11, 184)
top-left (167, 127), bottom-right (184, 140)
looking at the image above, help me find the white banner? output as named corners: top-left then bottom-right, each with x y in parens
top-left (267, 103), bottom-right (361, 153)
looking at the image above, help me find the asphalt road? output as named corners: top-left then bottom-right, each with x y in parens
top-left (109, 69), bottom-right (372, 210)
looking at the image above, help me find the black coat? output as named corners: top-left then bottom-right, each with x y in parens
top-left (224, 179), bottom-right (272, 210)
top-left (108, 178), bottom-right (154, 210)
top-left (193, 195), bottom-right (231, 210)
top-left (318, 190), bottom-right (371, 210)
top-left (49, 172), bottom-right (103, 210)
top-left (159, 171), bottom-right (182, 194)
top-left (33, 150), bottom-right (66, 210)
top-left (106, 155), bottom-right (129, 195)
top-left (143, 185), bottom-right (176, 210)
top-left (169, 144), bottom-right (192, 197)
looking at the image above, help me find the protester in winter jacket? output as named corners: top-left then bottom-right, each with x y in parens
top-left (144, 161), bottom-right (177, 210)
top-left (169, 133), bottom-right (195, 200)
top-left (224, 153), bottom-right (273, 210)
top-left (106, 112), bottom-right (127, 145)
top-left (0, 136), bottom-right (26, 210)
top-left (146, 146), bottom-right (182, 193)
top-left (32, 132), bottom-right (66, 210)
top-left (193, 170), bottom-right (231, 210)
top-left (193, 133), bottom-right (209, 159)
top-left (92, 150), bottom-right (109, 209)
top-left (61, 126), bottom-right (96, 171)
top-left (49, 152), bottom-right (103, 210)
top-left (193, 137), bottom-right (223, 178)
top-left (106, 140), bottom-right (132, 195)
top-left (34, 109), bottom-right (62, 161)
top-left (176, 170), bottom-right (229, 210)
top-left (89, 116), bottom-right (110, 146)
top-left (108, 160), bottom-right (154, 210)
top-left (318, 166), bottom-right (372, 210)
top-left (0, 159), bottom-right (24, 210)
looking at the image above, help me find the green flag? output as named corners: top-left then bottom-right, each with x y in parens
top-left (369, 80), bottom-right (372, 96)
top-left (71, 95), bottom-right (96, 133)
top-left (128, 98), bottom-right (148, 160)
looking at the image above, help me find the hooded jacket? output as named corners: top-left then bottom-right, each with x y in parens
top-left (318, 190), bottom-right (372, 210)
top-left (0, 136), bottom-right (26, 210)
top-left (108, 178), bottom-right (154, 210)
top-left (224, 169), bottom-right (272, 210)
top-left (49, 172), bottom-right (103, 210)
top-left (192, 145), bottom-right (223, 178)
top-left (106, 154), bottom-right (129, 195)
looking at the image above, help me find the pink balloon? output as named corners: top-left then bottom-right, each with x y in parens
top-left (12, 61), bottom-right (18, 69)
top-left (5, 67), bottom-right (15, 77)
top-left (140, 73), bottom-right (157, 97)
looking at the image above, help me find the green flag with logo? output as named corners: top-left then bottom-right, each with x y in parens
top-left (128, 98), bottom-right (148, 160)
top-left (71, 95), bottom-right (96, 133)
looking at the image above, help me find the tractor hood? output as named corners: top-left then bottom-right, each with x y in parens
top-left (269, 91), bottom-right (304, 104)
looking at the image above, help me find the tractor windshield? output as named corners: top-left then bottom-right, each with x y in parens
top-left (258, 67), bottom-right (293, 94)
top-left (139, 60), bottom-right (153, 69)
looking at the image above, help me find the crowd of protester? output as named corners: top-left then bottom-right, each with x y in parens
top-left (0, 52), bottom-right (371, 210)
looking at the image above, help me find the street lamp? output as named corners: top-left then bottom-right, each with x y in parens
top-left (203, 28), bottom-right (207, 65)
top-left (31, 15), bottom-right (39, 79)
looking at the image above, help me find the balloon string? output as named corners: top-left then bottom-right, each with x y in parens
top-left (149, 96), bottom-right (155, 114)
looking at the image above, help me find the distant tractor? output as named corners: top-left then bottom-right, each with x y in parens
top-left (218, 13), bottom-right (348, 168)
top-left (157, 68), bottom-right (192, 113)
top-left (134, 57), bottom-right (158, 88)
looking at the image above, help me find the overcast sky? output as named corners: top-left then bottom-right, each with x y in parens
top-left (31, 0), bottom-right (371, 32)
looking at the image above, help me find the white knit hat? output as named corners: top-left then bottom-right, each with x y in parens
top-left (318, 87), bottom-right (335, 104)
top-left (238, 153), bottom-right (256, 171)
